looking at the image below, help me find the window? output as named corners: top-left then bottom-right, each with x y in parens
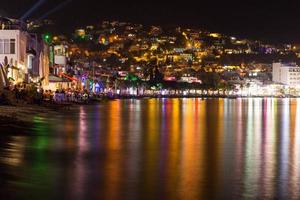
top-left (0, 38), bottom-right (16, 54)
top-left (4, 39), bottom-right (9, 54)
top-left (10, 39), bottom-right (15, 54)
top-left (0, 39), bottom-right (3, 54)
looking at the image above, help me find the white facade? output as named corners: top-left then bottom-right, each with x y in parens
top-left (54, 45), bottom-right (67, 65)
top-left (272, 63), bottom-right (300, 86)
top-left (0, 29), bottom-right (28, 83)
top-left (0, 17), bottom-right (50, 87)
top-left (53, 45), bottom-right (68, 75)
top-left (54, 55), bottom-right (66, 65)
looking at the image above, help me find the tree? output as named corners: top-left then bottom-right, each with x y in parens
top-left (174, 32), bottom-right (187, 48)
top-left (106, 54), bottom-right (121, 67)
top-left (0, 57), bottom-right (11, 90)
top-left (199, 71), bottom-right (221, 90)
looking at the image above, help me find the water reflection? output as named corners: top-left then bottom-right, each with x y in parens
top-left (1, 98), bottom-right (300, 199)
top-left (291, 99), bottom-right (300, 199)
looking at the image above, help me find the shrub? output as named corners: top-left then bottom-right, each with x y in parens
top-left (0, 90), bottom-right (16, 105)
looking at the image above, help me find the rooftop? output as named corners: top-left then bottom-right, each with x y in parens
top-left (0, 17), bottom-right (27, 31)
top-left (274, 62), bottom-right (299, 67)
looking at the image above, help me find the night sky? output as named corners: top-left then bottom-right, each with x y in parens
top-left (2, 0), bottom-right (300, 43)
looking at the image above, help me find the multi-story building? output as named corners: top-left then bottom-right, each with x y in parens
top-left (0, 17), bottom-right (49, 86)
top-left (0, 17), bottom-right (27, 83)
top-left (53, 44), bottom-right (68, 75)
top-left (27, 33), bottom-right (49, 85)
top-left (272, 62), bottom-right (300, 85)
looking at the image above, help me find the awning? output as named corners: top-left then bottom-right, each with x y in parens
top-left (49, 75), bottom-right (71, 83)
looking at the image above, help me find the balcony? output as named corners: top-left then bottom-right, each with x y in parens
top-left (0, 17), bottom-right (27, 31)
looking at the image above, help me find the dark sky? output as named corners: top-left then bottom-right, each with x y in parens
top-left (2, 0), bottom-right (300, 43)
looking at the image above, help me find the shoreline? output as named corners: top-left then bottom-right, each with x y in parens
top-left (105, 95), bottom-right (298, 99)
top-left (0, 96), bottom-right (297, 133)
top-left (0, 104), bottom-right (73, 134)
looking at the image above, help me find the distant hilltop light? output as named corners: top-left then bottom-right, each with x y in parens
top-left (209, 33), bottom-right (221, 38)
top-left (76, 29), bottom-right (85, 36)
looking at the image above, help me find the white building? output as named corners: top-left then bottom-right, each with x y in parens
top-left (53, 44), bottom-right (68, 75)
top-left (272, 62), bottom-right (300, 86)
top-left (0, 17), bottom-right (49, 87)
top-left (54, 45), bottom-right (67, 65)
top-left (0, 18), bottom-right (28, 83)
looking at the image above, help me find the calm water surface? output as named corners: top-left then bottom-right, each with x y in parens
top-left (1, 98), bottom-right (300, 200)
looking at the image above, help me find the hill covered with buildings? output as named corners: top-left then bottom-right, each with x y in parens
top-left (2, 17), bottom-right (300, 97)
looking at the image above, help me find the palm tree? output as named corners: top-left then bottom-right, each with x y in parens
top-left (0, 65), bottom-right (4, 90)
top-left (0, 57), bottom-right (10, 90)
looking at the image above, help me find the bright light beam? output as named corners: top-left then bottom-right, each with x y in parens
top-left (20, 0), bottom-right (47, 21)
top-left (38, 0), bottom-right (73, 20)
